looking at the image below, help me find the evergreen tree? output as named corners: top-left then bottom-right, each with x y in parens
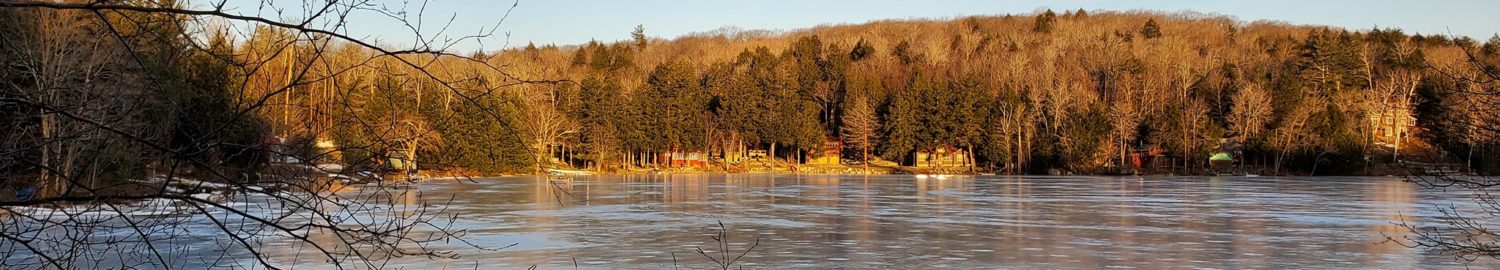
top-left (892, 40), bottom-right (922, 65)
top-left (1033, 9), bottom-right (1056, 33)
top-left (850, 38), bottom-right (876, 61)
top-left (570, 46), bottom-right (588, 67)
top-left (632, 24), bottom-right (647, 49)
top-left (640, 61), bottom-right (708, 154)
top-left (1141, 19), bottom-right (1162, 39)
top-left (576, 76), bottom-right (626, 166)
top-left (882, 76), bottom-right (922, 164)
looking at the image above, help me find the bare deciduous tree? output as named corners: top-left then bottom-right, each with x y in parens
top-left (1229, 83), bottom-right (1272, 144)
top-left (520, 86), bottom-right (580, 174)
top-left (0, 0), bottom-right (536, 269)
top-left (839, 94), bottom-right (878, 173)
top-left (1390, 40), bottom-right (1500, 263)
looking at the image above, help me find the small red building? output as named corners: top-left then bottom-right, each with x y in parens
top-left (1129, 144), bottom-right (1165, 169)
top-left (658, 150), bottom-right (708, 167)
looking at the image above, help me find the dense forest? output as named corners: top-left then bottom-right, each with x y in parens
top-left (463, 9), bottom-right (1500, 175)
top-left (6, 7), bottom-right (1500, 184)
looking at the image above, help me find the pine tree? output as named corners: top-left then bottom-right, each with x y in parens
top-left (640, 61), bottom-right (707, 155)
top-left (570, 47), bottom-right (588, 66)
top-left (632, 24), bottom-right (647, 49)
top-left (1033, 9), bottom-right (1056, 33)
top-left (882, 78), bottom-right (921, 164)
top-left (850, 38), bottom-right (876, 61)
top-left (1141, 19), bottom-right (1162, 39)
top-left (892, 40), bottom-right (921, 65)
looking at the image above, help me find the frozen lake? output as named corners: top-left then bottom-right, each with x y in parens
top-left (284, 174), bottom-right (1497, 269)
top-left (7, 174), bottom-right (1499, 269)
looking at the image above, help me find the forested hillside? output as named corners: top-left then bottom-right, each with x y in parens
top-left (7, 7), bottom-right (1499, 180)
top-left (478, 9), bottom-right (1499, 175)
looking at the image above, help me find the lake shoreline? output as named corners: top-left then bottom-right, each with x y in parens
top-left (419, 162), bottom-right (1467, 179)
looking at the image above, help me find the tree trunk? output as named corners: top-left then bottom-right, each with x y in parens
top-left (1015, 128), bottom-right (1024, 174)
top-left (39, 113), bottom-right (55, 197)
top-left (1120, 139), bottom-right (1128, 172)
top-left (968, 145), bottom-right (975, 174)
top-left (769, 143), bottom-right (777, 169)
top-left (1183, 131), bottom-right (1189, 175)
top-left (1274, 151), bottom-right (1284, 175)
top-left (862, 144), bottom-right (870, 174)
top-left (1467, 145), bottom-right (1474, 172)
top-left (1393, 129), bottom-right (1403, 163)
top-left (405, 139), bottom-right (418, 177)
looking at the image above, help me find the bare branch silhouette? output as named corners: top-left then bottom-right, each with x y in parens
top-left (0, 0), bottom-right (545, 269)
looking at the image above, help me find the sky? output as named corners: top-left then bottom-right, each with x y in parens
top-left (250, 0), bottom-right (1500, 52)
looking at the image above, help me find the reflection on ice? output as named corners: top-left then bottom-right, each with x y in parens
top-left (5, 175), bottom-right (1496, 269)
top-left (320, 175), bottom-right (1498, 269)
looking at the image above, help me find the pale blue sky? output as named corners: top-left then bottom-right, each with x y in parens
top-left (245, 0), bottom-right (1500, 52)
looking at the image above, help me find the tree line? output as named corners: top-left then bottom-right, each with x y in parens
top-left (508, 10), bottom-right (1500, 175)
top-left (191, 9), bottom-right (1499, 175)
top-left (11, 7), bottom-right (1498, 186)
